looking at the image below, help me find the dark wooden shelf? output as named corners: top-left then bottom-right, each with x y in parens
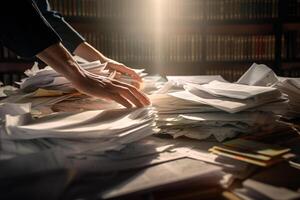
top-left (0, 59), bottom-right (34, 63)
top-left (0, 62), bottom-right (34, 73)
top-left (283, 23), bottom-right (300, 31)
top-left (281, 61), bottom-right (300, 70)
top-left (282, 59), bottom-right (300, 63)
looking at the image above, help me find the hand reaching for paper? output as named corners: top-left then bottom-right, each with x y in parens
top-left (37, 43), bottom-right (151, 108)
top-left (104, 59), bottom-right (143, 89)
top-left (72, 69), bottom-right (150, 108)
top-left (73, 42), bottom-right (144, 89)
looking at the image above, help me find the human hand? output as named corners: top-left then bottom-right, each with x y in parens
top-left (72, 70), bottom-right (150, 108)
top-left (104, 60), bottom-right (143, 89)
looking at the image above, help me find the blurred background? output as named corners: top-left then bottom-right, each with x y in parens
top-left (0, 0), bottom-right (300, 85)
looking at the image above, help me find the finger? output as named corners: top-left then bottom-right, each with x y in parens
top-left (109, 93), bottom-right (133, 108)
top-left (119, 87), bottom-right (144, 107)
top-left (115, 72), bottom-right (122, 80)
top-left (108, 63), bottom-right (143, 82)
top-left (109, 70), bottom-right (117, 79)
top-left (112, 80), bottom-right (151, 106)
top-left (126, 69), bottom-right (143, 82)
top-left (110, 83), bottom-right (144, 107)
top-left (118, 81), bottom-right (150, 106)
top-left (131, 79), bottom-right (141, 89)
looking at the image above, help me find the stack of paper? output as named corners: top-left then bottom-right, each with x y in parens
top-left (209, 138), bottom-right (292, 167)
top-left (0, 103), bottom-right (158, 158)
top-left (277, 77), bottom-right (300, 118)
top-left (150, 73), bottom-right (285, 142)
top-left (157, 112), bottom-right (279, 142)
top-left (1, 61), bottom-right (297, 150)
top-left (237, 63), bottom-right (279, 87)
top-left (183, 80), bottom-right (284, 113)
top-left (237, 63), bottom-right (300, 118)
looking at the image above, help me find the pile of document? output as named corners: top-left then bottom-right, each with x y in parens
top-left (0, 102), bottom-right (157, 159)
top-left (276, 77), bottom-right (300, 118)
top-left (0, 58), bottom-right (160, 159)
top-left (150, 72), bottom-right (287, 142)
top-left (237, 63), bottom-right (300, 118)
top-left (0, 60), bottom-right (299, 157)
top-left (183, 80), bottom-right (284, 113)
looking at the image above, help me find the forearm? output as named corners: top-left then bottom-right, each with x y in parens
top-left (73, 42), bottom-right (111, 63)
top-left (37, 42), bottom-right (85, 83)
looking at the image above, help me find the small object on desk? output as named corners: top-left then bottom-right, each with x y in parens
top-left (210, 138), bottom-right (292, 167)
top-left (223, 138), bottom-right (291, 157)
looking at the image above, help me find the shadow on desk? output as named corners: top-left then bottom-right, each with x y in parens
top-left (63, 158), bottom-right (225, 200)
top-left (0, 143), bottom-right (226, 200)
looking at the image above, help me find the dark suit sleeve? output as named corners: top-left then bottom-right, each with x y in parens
top-left (34, 0), bottom-right (85, 53)
top-left (0, 0), bottom-right (61, 58)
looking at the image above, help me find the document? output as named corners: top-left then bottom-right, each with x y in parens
top-left (167, 75), bottom-right (227, 85)
top-left (187, 80), bottom-right (281, 100)
top-left (237, 63), bottom-right (278, 86)
top-left (1, 105), bottom-right (157, 156)
top-left (170, 89), bottom-right (283, 113)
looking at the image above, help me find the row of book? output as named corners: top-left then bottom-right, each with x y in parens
top-left (282, 69), bottom-right (300, 77)
top-left (49, 0), bottom-right (99, 18)
top-left (48, 0), bottom-right (279, 21)
top-left (0, 33), bottom-right (278, 64)
top-left (206, 35), bottom-right (275, 61)
top-left (82, 32), bottom-right (276, 63)
top-left (48, 0), bottom-right (155, 20)
top-left (164, 34), bottom-right (203, 62)
top-left (82, 32), bottom-right (156, 63)
top-left (282, 31), bottom-right (300, 60)
top-left (83, 32), bottom-right (204, 63)
top-left (165, 0), bottom-right (279, 21)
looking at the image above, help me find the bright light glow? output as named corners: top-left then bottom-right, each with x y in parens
top-left (154, 0), bottom-right (164, 73)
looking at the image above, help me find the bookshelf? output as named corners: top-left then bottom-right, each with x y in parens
top-left (0, 0), bottom-right (299, 84)
top-left (280, 0), bottom-right (300, 77)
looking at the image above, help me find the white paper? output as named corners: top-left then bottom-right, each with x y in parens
top-left (237, 63), bottom-right (278, 86)
top-left (186, 80), bottom-right (280, 100)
